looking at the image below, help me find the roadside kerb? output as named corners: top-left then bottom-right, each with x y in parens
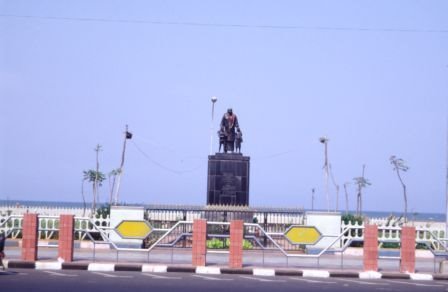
top-left (1, 260), bottom-right (443, 281)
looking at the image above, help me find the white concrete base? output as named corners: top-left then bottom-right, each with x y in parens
top-left (35, 262), bottom-right (62, 270)
top-left (303, 269), bottom-right (330, 278)
top-left (253, 268), bottom-right (275, 277)
top-left (342, 247), bottom-right (364, 256)
top-left (415, 250), bottom-right (434, 259)
top-left (37, 241), bottom-right (58, 247)
top-left (88, 263), bottom-right (115, 272)
top-left (409, 273), bottom-right (433, 281)
top-left (142, 264), bottom-right (168, 273)
top-left (440, 260), bottom-right (448, 274)
top-left (359, 271), bottom-right (382, 279)
top-left (80, 242), bottom-right (111, 249)
top-left (196, 266), bottom-right (221, 275)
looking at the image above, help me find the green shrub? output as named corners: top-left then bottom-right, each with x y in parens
top-left (206, 238), bottom-right (253, 249)
top-left (206, 238), bottom-right (224, 249)
top-left (382, 242), bottom-right (400, 249)
top-left (342, 214), bottom-right (363, 225)
top-left (243, 239), bottom-right (253, 250)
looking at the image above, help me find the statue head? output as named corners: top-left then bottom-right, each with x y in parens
top-left (227, 108), bottom-right (233, 115)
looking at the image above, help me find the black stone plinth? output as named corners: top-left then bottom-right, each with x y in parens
top-left (207, 153), bottom-right (250, 206)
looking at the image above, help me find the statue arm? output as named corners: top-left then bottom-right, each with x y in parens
top-left (220, 115), bottom-right (226, 128)
top-left (234, 116), bottom-right (240, 129)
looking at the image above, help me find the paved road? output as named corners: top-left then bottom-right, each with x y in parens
top-left (1, 269), bottom-right (447, 292)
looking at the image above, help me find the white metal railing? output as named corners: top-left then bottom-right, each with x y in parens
top-left (0, 214), bottom-right (111, 240)
top-left (341, 220), bottom-right (448, 251)
top-left (0, 215), bottom-right (23, 239)
top-left (0, 206), bottom-right (90, 217)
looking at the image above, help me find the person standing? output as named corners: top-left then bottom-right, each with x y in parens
top-left (0, 231), bottom-right (6, 270)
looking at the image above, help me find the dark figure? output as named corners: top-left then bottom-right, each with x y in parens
top-left (0, 232), bottom-right (5, 270)
top-left (220, 108), bottom-right (240, 153)
top-left (235, 129), bottom-right (243, 153)
top-left (218, 129), bottom-right (226, 153)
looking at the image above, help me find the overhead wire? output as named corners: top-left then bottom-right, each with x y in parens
top-left (133, 136), bottom-right (203, 160)
top-left (130, 140), bottom-right (204, 175)
top-left (1, 14), bottom-right (448, 34)
top-left (251, 149), bottom-right (300, 160)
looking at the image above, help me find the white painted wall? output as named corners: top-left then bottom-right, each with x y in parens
top-left (109, 206), bottom-right (145, 246)
top-left (305, 211), bottom-right (341, 248)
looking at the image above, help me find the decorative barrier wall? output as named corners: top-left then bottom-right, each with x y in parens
top-left (2, 204), bottom-right (446, 252)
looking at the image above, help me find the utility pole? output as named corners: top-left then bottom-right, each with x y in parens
top-left (113, 125), bottom-right (132, 205)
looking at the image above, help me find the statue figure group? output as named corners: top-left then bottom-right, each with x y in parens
top-left (218, 108), bottom-right (243, 153)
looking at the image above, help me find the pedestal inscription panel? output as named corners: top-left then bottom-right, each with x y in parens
top-left (207, 153), bottom-right (250, 206)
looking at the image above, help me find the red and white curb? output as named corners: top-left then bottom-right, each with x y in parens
top-left (2, 260), bottom-right (442, 281)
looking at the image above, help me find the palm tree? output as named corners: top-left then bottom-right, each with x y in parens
top-left (390, 155), bottom-right (409, 222)
top-left (343, 182), bottom-right (350, 215)
top-left (353, 164), bottom-right (371, 216)
top-left (81, 179), bottom-right (87, 217)
top-left (83, 144), bottom-right (106, 215)
top-left (83, 169), bottom-right (106, 215)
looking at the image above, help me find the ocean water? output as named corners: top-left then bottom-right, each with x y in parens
top-left (361, 210), bottom-right (445, 222)
top-left (0, 199), bottom-right (445, 222)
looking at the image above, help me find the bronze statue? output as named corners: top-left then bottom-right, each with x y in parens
top-left (219, 108), bottom-right (241, 153)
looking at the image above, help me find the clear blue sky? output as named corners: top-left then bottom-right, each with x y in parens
top-left (1, 0), bottom-right (447, 214)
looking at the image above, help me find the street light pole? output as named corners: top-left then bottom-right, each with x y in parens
top-left (445, 117), bottom-right (448, 238)
top-left (311, 188), bottom-right (315, 211)
top-left (320, 136), bottom-right (330, 212)
top-left (210, 96), bottom-right (218, 155)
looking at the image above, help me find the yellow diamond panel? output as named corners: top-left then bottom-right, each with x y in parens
top-left (115, 220), bottom-right (152, 239)
top-left (285, 226), bottom-right (321, 245)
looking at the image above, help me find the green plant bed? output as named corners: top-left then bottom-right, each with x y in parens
top-left (342, 214), bottom-right (363, 225)
top-left (207, 238), bottom-right (226, 249)
top-left (382, 242), bottom-right (400, 249)
top-left (349, 241), bottom-right (363, 248)
top-left (206, 238), bottom-right (253, 250)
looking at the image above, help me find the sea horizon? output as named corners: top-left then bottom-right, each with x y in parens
top-left (0, 199), bottom-right (445, 222)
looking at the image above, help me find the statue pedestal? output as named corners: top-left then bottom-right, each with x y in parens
top-left (207, 153), bottom-right (250, 206)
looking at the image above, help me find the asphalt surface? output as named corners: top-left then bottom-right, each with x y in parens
top-left (1, 269), bottom-right (448, 292)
